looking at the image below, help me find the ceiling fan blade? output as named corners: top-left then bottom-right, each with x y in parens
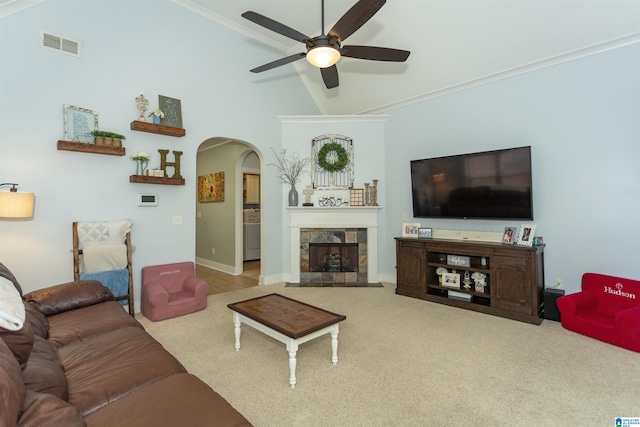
top-left (320, 65), bottom-right (339, 89)
top-left (328, 0), bottom-right (386, 43)
top-left (250, 53), bottom-right (306, 73)
top-left (341, 45), bottom-right (410, 62)
top-left (242, 11), bottom-right (311, 43)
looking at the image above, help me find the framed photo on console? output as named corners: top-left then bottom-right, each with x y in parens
top-left (418, 227), bottom-right (432, 239)
top-left (502, 226), bottom-right (517, 245)
top-left (517, 224), bottom-right (537, 246)
top-left (441, 272), bottom-right (461, 289)
top-left (402, 223), bottom-right (420, 238)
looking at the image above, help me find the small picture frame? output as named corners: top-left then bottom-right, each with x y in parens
top-left (418, 227), bottom-right (432, 239)
top-left (517, 224), bottom-right (537, 246)
top-left (442, 272), bottom-right (461, 289)
top-left (402, 223), bottom-right (421, 238)
top-left (502, 226), bottom-right (517, 245)
top-left (64, 104), bottom-right (98, 142)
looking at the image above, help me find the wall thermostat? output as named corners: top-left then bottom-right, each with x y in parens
top-left (138, 193), bottom-right (158, 206)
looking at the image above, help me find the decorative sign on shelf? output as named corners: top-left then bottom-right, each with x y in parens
top-left (158, 95), bottom-right (183, 128)
top-left (447, 254), bottom-right (471, 267)
top-left (63, 104), bottom-right (98, 142)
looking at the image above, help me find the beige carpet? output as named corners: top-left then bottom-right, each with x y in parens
top-left (138, 282), bottom-right (640, 426)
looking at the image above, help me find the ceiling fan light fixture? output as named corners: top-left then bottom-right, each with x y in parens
top-left (306, 46), bottom-right (341, 68)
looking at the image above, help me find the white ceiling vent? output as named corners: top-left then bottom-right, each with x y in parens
top-left (41, 32), bottom-right (81, 57)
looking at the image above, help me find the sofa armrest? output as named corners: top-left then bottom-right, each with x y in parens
top-left (556, 290), bottom-right (598, 315)
top-left (23, 280), bottom-right (114, 317)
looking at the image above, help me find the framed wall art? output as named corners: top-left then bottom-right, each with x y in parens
top-left (64, 104), bottom-right (98, 142)
top-left (517, 224), bottom-right (537, 247)
top-left (198, 172), bottom-right (224, 202)
top-left (311, 134), bottom-right (354, 190)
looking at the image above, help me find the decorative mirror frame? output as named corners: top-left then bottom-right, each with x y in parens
top-left (311, 134), bottom-right (354, 190)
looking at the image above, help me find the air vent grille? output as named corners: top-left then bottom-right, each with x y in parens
top-left (41, 32), bottom-right (81, 57)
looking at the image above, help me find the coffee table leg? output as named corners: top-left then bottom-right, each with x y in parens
top-left (287, 341), bottom-right (298, 388)
top-left (331, 325), bottom-right (339, 365)
top-left (233, 313), bottom-right (241, 351)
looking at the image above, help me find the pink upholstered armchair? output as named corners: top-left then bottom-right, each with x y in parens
top-left (141, 262), bottom-right (209, 321)
top-left (557, 273), bottom-right (640, 352)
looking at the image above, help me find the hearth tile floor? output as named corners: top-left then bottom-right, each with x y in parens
top-left (196, 261), bottom-right (259, 295)
top-left (286, 282), bottom-right (383, 288)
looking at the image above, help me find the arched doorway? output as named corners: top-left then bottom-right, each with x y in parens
top-left (195, 137), bottom-right (263, 292)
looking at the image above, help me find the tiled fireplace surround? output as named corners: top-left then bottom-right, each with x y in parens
top-left (300, 228), bottom-right (368, 283)
top-left (288, 207), bottom-right (380, 284)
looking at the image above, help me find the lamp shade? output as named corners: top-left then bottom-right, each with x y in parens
top-left (306, 46), bottom-right (341, 68)
top-left (0, 191), bottom-right (35, 218)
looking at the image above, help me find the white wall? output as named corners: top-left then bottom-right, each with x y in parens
top-left (382, 43), bottom-right (640, 293)
top-left (0, 0), bottom-right (320, 305)
top-left (1, 0), bottom-right (637, 302)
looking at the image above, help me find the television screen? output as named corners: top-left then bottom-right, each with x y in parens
top-left (411, 146), bottom-right (533, 220)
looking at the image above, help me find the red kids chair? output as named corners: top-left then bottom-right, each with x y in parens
top-left (141, 262), bottom-right (209, 321)
top-left (557, 273), bottom-right (640, 352)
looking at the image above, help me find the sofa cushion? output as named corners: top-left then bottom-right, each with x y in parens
top-left (24, 302), bottom-right (49, 339)
top-left (18, 390), bottom-right (85, 427)
top-left (22, 335), bottom-right (68, 400)
top-left (0, 320), bottom-right (34, 368)
top-left (59, 326), bottom-right (187, 416)
top-left (24, 281), bottom-right (114, 317)
top-left (0, 338), bottom-right (25, 427)
top-left (46, 301), bottom-right (141, 347)
top-left (84, 373), bottom-right (252, 427)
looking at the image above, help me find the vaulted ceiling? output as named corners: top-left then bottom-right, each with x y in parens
top-left (3, 0), bottom-right (640, 115)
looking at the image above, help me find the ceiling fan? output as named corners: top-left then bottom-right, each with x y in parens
top-left (242, 0), bottom-right (410, 89)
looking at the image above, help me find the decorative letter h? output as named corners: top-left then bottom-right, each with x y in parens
top-left (158, 150), bottom-right (183, 179)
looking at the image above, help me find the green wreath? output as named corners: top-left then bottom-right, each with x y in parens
top-left (318, 142), bottom-right (349, 173)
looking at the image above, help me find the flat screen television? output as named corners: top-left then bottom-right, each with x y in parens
top-left (411, 146), bottom-right (533, 220)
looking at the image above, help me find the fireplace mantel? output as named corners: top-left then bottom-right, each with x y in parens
top-left (288, 207), bottom-right (381, 283)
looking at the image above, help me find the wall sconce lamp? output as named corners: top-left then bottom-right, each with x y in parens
top-left (0, 183), bottom-right (35, 218)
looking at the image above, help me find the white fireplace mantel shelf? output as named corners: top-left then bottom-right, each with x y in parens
top-left (287, 206), bottom-right (382, 227)
top-left (288, 206), bottom-right (382, 283)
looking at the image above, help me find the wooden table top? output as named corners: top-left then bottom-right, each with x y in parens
top-left (227, 294), bottom-right (346, 339)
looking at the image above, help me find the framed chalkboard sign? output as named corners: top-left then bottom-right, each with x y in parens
top-left (158, 95), bottom-right (183, 128)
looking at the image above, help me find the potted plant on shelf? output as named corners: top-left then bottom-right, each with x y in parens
top-left (91, 130), bottom-right (126, 147)
top-left (268, 147), bottom-right (310, 207)
top-left (148, 108), bottom-right (164, 125)
top-left (131, 151), bottom-right (150, 175)
top-left (436, 267), bottom-right (448, 284)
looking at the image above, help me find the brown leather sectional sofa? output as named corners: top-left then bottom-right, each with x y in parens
top-left (0, 262), bottom-right (252, 427)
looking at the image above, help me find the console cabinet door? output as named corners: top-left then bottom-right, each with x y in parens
top-left (492, 254), bottom-right (532, 315)
top-left (396, 241), bottom-right (427, 294)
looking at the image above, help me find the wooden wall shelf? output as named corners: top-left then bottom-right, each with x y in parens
top-left (129, 175), bottom-right (185, 185)
top-left (130, 120), bottom-right (185, 137)
top-left (57, 140), bottom-right (125, 156)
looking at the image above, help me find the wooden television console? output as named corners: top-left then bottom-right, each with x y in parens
top-left (395, 237), bottom-right (545, 324)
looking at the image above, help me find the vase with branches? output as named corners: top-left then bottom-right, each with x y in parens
top-left (269, 147), bottom-right (310, 206)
